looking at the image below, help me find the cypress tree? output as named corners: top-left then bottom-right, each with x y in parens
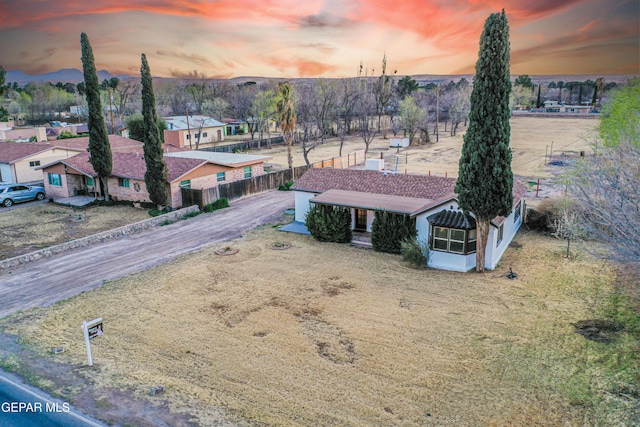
top-left (80, 33), bottom-right (112, 201)
top-left (140, 54), bottom-right (169, 207)
top-left (455, 10), bottom-right (513, 272)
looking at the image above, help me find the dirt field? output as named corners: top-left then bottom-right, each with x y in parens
top-left (234, 116), bottom-right (597, 180)
top-left (2, 225), bottom-right (635, 426)
top-left (0, 203), bottom-right (151, 260)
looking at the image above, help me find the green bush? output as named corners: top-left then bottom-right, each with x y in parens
top-left (203, 198), bottom-right (230, 212)
top-left (401, 237), bottom-right (430, 268)
top-left (306, 204), bottom-right (352, 243)
top-left (148, 207), bottom-right (171, 217)
top-left (371, 211), bottom-right (417, 254)
top-left (278, 181), bottom-right (294, 191)
top-left (183, 210), bottom-right (201, 219)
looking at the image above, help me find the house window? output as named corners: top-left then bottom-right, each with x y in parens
top-left (244, 166), bottom-right (252, 179)
top-left (86, 177), bottom-right (94, 186)
top-left (431, 226), bottom-right (476, 254)
top-left (195, 133), bottom-right (200, 138)
top-left (514, 201), bottom-right (522, 222)
top-left (202, 132), bottom-right (208, 137)
top-left (180, 180), bottom-right (191, 189)
top-left (48, 173), bottom-right (62, 186)
top-left (497, 224), bottom-right (504, 246)
top-left (118, 178), bottom-right (130, 188)
top-left (216, 172), bottom-right (225, 182)
top-left (186, 134), bottom-right (190, 139)
top-left (29, 160), bottom-right (41, 167)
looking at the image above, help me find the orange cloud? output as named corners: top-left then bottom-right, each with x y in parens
top-left (265, 57), bottom-right (338, 77)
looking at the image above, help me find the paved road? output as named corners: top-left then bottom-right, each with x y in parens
top-left (0, 191), bottom-right (294, 318)
top-left (0, 369), bottom-right (106, 427)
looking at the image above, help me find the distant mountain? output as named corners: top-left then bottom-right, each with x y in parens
top-left (3, 69), bottom-right (634, 86)
top-left (5, 68), bottom-right (133, 85)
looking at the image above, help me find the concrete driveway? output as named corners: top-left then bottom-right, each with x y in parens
top-left (0, 191), bottom-right (294, 318)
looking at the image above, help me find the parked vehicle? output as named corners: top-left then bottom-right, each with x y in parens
top-left (0, 184), bottom-right (46, 207)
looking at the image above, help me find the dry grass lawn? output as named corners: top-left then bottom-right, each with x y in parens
top-left (227, 116), bottom-right (597, 179)
top-left (3, 224), bottom-right (633, 426)
top-left (0, 204), bottom-right (152, 260)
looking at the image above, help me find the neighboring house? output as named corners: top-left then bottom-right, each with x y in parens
top-left (0, 126), bottom-right (47, 142)
top-left (164, 151), bottom-right (272, 183)
top-left (560, 105), bottom-right (592, 114)
top-left (0, 141), bottom-right (85, 184)
top-left (291, 168), bottom-right (527, 272)
top-left (163, 115), bottom-right (226, 148)
top-left (39, 150), bottom-right (272, 209)
top-left (0, 136), bottom-right (183, 184)
top-left (222, 118), bottom-right (248, 136)
top-left (543, 100), bottom-right (592, 114)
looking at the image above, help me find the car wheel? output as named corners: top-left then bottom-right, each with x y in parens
top-left (3, 199), bottom-right (13, 207)
top-left (36, 192), bottom-right (45, 201)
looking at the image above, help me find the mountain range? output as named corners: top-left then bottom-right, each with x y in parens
top-left (5, 68), bottom-right (131, 85)
top-left (4, 68), bottom-right (634, 86)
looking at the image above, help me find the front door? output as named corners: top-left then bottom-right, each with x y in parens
top-left (355, 209), bottom-right (368, 231)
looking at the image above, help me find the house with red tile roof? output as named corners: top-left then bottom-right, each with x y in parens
top-left (38, 150), bottom-right (272, 209)
top-left (0, 141), bottom-right (86, 183)
top-left (291, 168), bottom-right (527, 272)
top-left (0, 136), bottom-right (187, 184)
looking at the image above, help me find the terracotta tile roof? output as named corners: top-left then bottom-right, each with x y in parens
top-left (293, 168), bottom-right (458, 200)
top-left (294, 168), bottom-right (528, 219)
top-left (0, 142), bottom-right (55, 163)
top-left (43, 152), bottom-right (207, 183)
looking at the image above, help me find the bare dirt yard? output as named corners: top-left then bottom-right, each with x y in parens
top-left (0, 203), bottom-right (151, 260)
top-left (221, 116), bottom-right (597, 207)
top-left (1, 225), bottom-right (637, 426)
top-left (238, 116), bottom-right (598, 180)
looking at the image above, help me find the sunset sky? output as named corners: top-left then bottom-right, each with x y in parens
top-left (0, 0), bottom-right (638, 78)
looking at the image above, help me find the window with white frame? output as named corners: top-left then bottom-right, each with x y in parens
top-left (497, 224), bottom-right (504, 246)
top-left (514, 200), bottom-right (522, 222)
top-left (431, 226), bottom-right (477, 254)
top-left (29, 160), bottom-right (41, 167)
top-left (216, 172), bottom-right (225, 182)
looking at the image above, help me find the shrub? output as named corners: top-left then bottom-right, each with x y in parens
top-left (306, 204), bottom-right (352, 243)
top-left (148, 207), bottom-right (171, 217)
top-left (371, 211), bottom-right (417, 254)
top-left (183, 210), bottom-right (201, 219)
top-left (401, 237), bottom-right (430, 268)
top-left (203, 198), bottom-right (230, 212)
top-left (278, 181), bottom-right (294, 191)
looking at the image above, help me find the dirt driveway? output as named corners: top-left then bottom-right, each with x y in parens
top-left (0, 190), bottom-right (294, 318)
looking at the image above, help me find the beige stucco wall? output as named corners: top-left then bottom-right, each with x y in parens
top-left (12, 148), bottom-right (83, 183)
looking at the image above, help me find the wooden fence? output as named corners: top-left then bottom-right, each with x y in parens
top-left (201, 136), bottom-right (284, 153)
top-left (181, 150), bottom-right (365, 208)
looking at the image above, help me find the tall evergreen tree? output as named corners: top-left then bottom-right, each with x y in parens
top-left (80, 33), bottom-right (112, 201)
top-left (140, 54), bottom-right (169, 207)
top-left (455, 10), bottom-right (513, 272)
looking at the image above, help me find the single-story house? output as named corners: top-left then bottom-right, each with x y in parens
top-left (0, 141), bottom-right (85, 183)
top-left (39, 150), bottom-right (272, 209)
top-left (0, 135), bottom-right (181, 184)
top-left (292, 168), bottom-right (527, 272)
top-left (163, 115), bottom-right (226, 148)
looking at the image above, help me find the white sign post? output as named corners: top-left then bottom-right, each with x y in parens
top-left (81, 317), bottom-right (103, 366)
